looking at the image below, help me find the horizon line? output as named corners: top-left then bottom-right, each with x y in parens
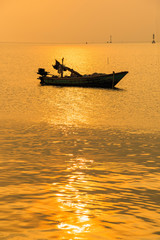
top-left (0, 40), bottom-right (159, 45)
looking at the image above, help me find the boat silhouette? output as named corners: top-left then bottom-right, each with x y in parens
top-left (37, 59), bottom-right (128, 88)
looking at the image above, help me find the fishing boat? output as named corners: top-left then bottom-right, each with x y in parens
top-left (37, 58), bottom-right (128, 88)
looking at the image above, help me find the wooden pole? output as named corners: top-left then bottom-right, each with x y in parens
top-left (61, 58), bottom-right (64, 78)
top-left (112, 71), bottom-right (115, 88)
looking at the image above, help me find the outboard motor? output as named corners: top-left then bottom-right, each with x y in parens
top-left (37, 68), bottom-right (49, 77)
top-left (37, 68), bottom-right (50, 85)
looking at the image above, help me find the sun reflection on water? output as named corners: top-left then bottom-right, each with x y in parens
top-left (54, 157), bottom-right (93, 238)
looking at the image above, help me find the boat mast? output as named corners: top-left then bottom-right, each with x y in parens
top-left (61, 58), bottom-right (64, 78)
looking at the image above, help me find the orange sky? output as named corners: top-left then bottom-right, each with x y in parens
top-left (0, 0), bottom-right (159, 43)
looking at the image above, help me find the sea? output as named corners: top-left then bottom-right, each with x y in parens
top-left (0, 43), bottom-right (160, 240)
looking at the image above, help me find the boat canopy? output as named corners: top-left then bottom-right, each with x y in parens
top-left (52, 59), bottom-right (82, 77)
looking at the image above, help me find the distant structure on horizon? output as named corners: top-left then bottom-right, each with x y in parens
top-left (110, 35), bottom-right (112, 43)
top-left (152, 34), bottom-right (156, 44)
top-left (106, 35), bottom-right (112, 44)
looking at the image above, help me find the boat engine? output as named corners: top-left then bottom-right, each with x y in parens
top-left (37, 68), bottom-right (49, 76)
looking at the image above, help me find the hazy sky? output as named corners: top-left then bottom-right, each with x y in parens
top-left (0, 0), bottom-right (159, 43)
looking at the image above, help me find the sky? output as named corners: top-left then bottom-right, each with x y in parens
top-left (0, 0), bottom-right (159, 43)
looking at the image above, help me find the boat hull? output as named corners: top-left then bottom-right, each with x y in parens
top-left (39, 71), bottom-right (128, 88)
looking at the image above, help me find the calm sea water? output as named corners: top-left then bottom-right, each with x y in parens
top-left (0, 43), bottom-right (160, 240)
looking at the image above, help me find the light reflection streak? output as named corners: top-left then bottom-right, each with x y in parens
top-left (44, 87), bottom-right (92, 129)
top-left (54, 157), bottom-right (93, 238)
top-left (58, 222), bottom-right (90, 234)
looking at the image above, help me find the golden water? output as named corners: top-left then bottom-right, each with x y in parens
top-left (0, 43), bottom-right (160, 240)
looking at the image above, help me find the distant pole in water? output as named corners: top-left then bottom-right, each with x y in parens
top-left (110, 35), bottom-right (112, 43)
top-left (152, 34), bottom-right (156, 44)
